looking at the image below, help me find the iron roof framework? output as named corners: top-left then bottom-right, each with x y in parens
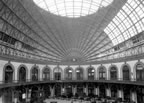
top-left (0, 0), bottom-right (143, 64)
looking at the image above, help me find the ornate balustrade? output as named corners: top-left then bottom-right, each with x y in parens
top-left (0, 78), bottom-right (144, 89)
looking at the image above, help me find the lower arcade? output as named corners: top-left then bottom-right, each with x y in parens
top-left (0, 82), bottom-right (143, 103)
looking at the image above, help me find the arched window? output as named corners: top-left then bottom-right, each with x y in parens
top-left (31, 67), bottom-right (39, 81)
top-left (43, 67), bottom-right (50, 80)
top-left (76, 67), bottom-right (83, 80)
top-left (88, 67), bottom-right (95, 80)
top-left (110, 66), bottom-right (117, 80)
top-left (136, 63), bottom-right (144, 81)
top-left (123, 65), bottom-right (130, 80)
top-left (19, 66), bottom-right (26, 82)
top-left (99, 67), bottom-right (106, 80)
top-left (54, 67), bottom-right (62, 80)
top-left (5, 65), bottom-right (13, 83)
top-left (65, 67), bottom-right (73, 80)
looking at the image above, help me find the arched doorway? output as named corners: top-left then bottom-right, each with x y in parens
top-left (55, 84), bottom-right (61, 97)
top-left (110, 66), bottom-right (117, 80)
top-left (65, 67), bottom-right (73, 80)
top-left (123, 86), bottom-right (130, 101)
top-left (136, 63), bottom-right (144, 81)
top-left (3, 89), bottom-right (13, 103)
top-left (31, 67), bottom-right (39, 81)
top-left (111, 85), bottom-right (117, 99)
top-left (88, 84), bottom-right (95, 97)
top-left (76, 67), bottom-right (83, 80)
top-left (19, 66), bottom-right (26, 82)
top-left (88, 67), bottom-right (95, 80)
top-left (54, 67), bottom-right (62, 80)
top-left (43, 67), bottom-right (50, 80)
top-left (43, 85), bottom-right (51, 98)
top-left (31, 86), bottom-right (39, 103)
top-left (77, 84), bottom-right (84, 97)
top-left (65, 84), bottom-right (73, 98)
top-left (137, 86), bottom-right (144, 103)
top-left (123, 65), bottom-right (130, 80)
top-left (4, 65), bottom-right (14, 83)
top-left (18, 87), bottom-right (26, 103)
top-left (99, 66), bottom-right (106, 80)
top-left (99, 85), bottom-right (106, 98)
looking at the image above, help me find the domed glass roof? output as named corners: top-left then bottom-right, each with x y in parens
top-left (33, 0), bottom-right (113, 18)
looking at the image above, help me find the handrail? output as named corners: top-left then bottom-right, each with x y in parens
top-left (0, 78), bottom-right (144, 89)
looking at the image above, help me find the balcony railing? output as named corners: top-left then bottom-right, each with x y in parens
top-left (87, 40), bottom-right (144, 62)
top-left (0, 42), bottom-right (50, 61)
top-left (0, 38), bottom-right (144, 63)
top-left (0, 41), bottom-right (144, 64)
top-left (0, 78), bottom-right (144, 89)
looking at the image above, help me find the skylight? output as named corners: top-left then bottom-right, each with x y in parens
top-left (33, 0), bottom-right (113, 18)
top-left (104, 0), bottom-right (144, 45)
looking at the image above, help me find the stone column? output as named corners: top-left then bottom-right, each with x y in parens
top-left (0, 95), bottom-right (3, 103)
top-left (95, 86), bottom-right (99, 96)
top-left (106, 87), bottom-right (111, 97)
top-left (72, 85), bottom-right (77, 96)
top-left (131, 91), bottom-right (137, 103)
top-left (117, 86), bottom-right (124, 101)
top-left (118, 89), bottom-right (123, 99)
top-left (50, 86), bottom-right (55, 97)
top-left (84, 84), bottom-right (88, 96)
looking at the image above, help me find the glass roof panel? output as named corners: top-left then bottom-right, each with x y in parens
top-left (112, 39), bottom-right (118, 45)
top-left (123, 32), bottom-right (129, 40)
top-left (33, 0), bottom-right (113, 18)
top-left (109, 34), bottom-right (113, 40)
top-left (104, 0), bottom-right (144, 46)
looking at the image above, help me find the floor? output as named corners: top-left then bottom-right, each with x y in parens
top-left (44, 99), bottom-right (90, 103)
